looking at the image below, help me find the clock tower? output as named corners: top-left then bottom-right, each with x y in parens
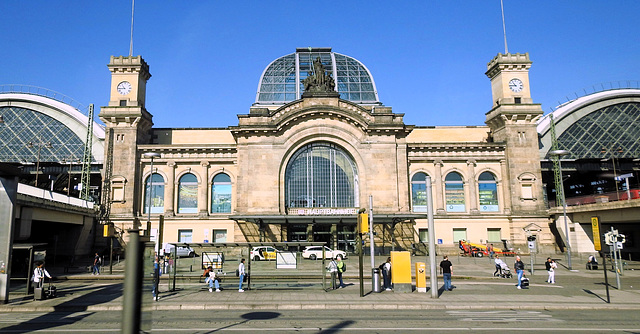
top-left (485, 53), bottom-right (545, 215)
top-left (99, 55), bottom-right (154, 218)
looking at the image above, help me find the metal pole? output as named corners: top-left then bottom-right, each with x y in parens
top-left (558, 159), bottom-right (572, 270)
top-left (369, 195), bottom-right (374, 269)
top-left (426, 176), bottom-right (438, 299)
top-left (602, 252), bottom-right (610, 303)
top-left (122, 229), bottom-right (143, 334)
top-left (358, 232), bottom-right (364, 297)
top-left (611, 227), bottom-right (621, 289)
top-left (146, 156), bottom-right (154, 236)
top-left (109, 237), bottom-right (113, 275)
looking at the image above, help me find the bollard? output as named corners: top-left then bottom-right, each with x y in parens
top-left (372, 268), bottom-right (381, 293)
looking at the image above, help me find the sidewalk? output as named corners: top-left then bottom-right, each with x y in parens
top-left (3, 255), bottom-right (639, 312)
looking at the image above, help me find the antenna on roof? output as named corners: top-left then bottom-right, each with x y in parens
top-left (500, 0), bottom-right (509, 54)
top-left (129, 0), bottom-right (135, 56)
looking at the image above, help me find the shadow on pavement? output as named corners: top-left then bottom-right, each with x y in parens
top-left (0, 284), bottom-right (122, 333)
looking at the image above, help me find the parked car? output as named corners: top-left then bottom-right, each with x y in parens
top-left (250, 246), bottom-right (278, 261)
top-left (302, 246), bottom-right (347, 260)
top-left (163, 243), bottom-right (197, 258)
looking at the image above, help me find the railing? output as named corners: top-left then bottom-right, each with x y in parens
top-left (550, 80), bottom-right (640, 112)
top-left (0, 84), bottom-right (89, 115)
top-left (548, 189), bottom-right (640, 207)
top-left (17, 183), bottom-right (94, 209)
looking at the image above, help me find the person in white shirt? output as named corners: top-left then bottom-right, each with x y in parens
top-left (238, 258), bottom-right (246, 292)
top-left (32, 261), bottom-right (51, 288)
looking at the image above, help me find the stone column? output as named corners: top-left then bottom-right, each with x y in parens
top-left (199, 161), bottom-right (210, 217)
top-left (165, 161), bottom-right (176, 217)
top-left (500, 159), bottom-right (512, 215)
top-left (433, 159), bottom-right (445, 214)
top-left (467, 159), bottom-right (478, 214)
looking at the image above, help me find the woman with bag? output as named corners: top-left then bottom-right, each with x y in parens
top-left (205, 266), bottom-right (221, 292)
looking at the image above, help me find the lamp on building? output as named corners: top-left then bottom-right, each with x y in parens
top-left (549, 149), bottom-right (572, 270)
top-left (28, 141), bottom-right (52, 188)
top-left (143, 152), bottom-right (161, 236)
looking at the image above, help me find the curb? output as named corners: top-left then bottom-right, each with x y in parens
top-left (2, 302), bottom-right (639, 313)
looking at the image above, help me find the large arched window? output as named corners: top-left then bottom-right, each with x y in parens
top-left (478, 171), bottom-right (499, 212)
top-left (285, 142), bottom-right (358, 209)
top-left (445, 172), bottom-right (465, 212)
top-left (211, 173), bottom-right (232, 213)
top-left (143, 173), bottom-right (164, 214)
top-left (411, 172), bottom-right (429, 212)
top-left (178, 173), bottom-right (198, 214)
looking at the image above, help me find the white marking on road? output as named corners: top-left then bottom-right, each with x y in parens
top-left (447, 310), bottom-right (560, 322)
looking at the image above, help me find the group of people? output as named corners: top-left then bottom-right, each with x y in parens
top-left (202, 258), bottom-right (247, 293)
top-left (325, 255), bottom-right (348, 289)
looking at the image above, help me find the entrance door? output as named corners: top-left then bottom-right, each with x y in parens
top-left (337, 224), bottom-right (356, 253)
top-left (313, 224), bottom-right (332, 245)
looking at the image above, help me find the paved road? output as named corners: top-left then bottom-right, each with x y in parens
top-left (0, 309), bottom-right (639, 333)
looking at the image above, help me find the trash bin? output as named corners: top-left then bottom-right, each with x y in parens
top-left (372, 268), bottom-right (382, 293)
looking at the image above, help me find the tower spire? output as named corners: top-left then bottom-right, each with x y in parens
top-left (500, 0), bottom-right (509, 54)
top-left (129, 0), bottom-right (135, 56)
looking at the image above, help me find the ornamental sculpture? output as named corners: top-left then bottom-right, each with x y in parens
top-left (302, 57), bottom-right (337, 94)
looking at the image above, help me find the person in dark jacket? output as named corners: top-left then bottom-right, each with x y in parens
top-left (514, 256), bottom-right (525, 289)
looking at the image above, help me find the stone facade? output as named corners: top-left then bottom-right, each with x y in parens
top-left (99, 52), bottom-right (553, 255)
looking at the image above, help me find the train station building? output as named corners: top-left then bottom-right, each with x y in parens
top-left (2, 48), bottom-right (639, 258)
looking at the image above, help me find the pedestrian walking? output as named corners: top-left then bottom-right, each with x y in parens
top-left (489, 243), bottom-right (495, 259)
top-left (92, 252), bottom-right (101, 275)
top-left (336, 255), bottom-right (346, 288)
top-left (514, 255), bottom-right (525, 289)
top-left (205, 266), bottom-right (221, 292)
top-left (439, 255), bottom-right (453, 291)
top-left (238, 258), bottom-right (246, 292)
top-left (381, 257), bottom-right (392, 291)
top-left (546, 257), bottom-right (557, 284)
top-left (326, 257), bottom-right (338, 290)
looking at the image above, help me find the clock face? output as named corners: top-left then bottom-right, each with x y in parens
top-left (117, 81), bottom-right (132, 95)
top-left (508, 78), bottom-right (524, 92)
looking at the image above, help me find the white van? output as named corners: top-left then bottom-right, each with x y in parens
top-left (162, 243), bottom-right (197, 258)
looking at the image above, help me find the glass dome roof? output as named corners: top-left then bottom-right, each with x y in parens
top-left (255, 48), bottom-right (380, 105)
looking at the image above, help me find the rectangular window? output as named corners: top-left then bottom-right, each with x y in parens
top-left (453, 228), bottom-right (467, 243)
top-left (111, 181), bottom-right (125, 202)
top-left (119, 100), bottom-right (127, 106)
top-left (487, 228), bottom-right (501, 242)
top-left (419, 228), bottom-right (428, 243)
top-left (178, 229), bottom-right (193, 243)
top-left (213, 229), bottom-right (227, 243)
top-left (521, 184), bottom-right (533, 199)
top-left (514, 97), bottom-right (521, 104)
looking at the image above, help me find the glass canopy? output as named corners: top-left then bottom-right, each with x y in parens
top-left (0, 106), bottom-right (89, 163)
top-left (255, 48), bottom-right (380, 105)
top-left (551, 102), bottom-right (640, 159)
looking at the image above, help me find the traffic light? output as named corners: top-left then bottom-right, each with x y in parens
top-left (357, 213), bottom-right (368, 233)
top-left (617, 234), bottom-right (626, 243)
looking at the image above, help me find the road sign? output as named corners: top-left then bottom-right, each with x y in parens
top-left (614, 173), bottom-right (634, 181)
top-left (591, 217), bottom-right (601, 251)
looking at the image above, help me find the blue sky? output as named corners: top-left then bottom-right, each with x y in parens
top-left (2, 1), bottom-right (638, 128)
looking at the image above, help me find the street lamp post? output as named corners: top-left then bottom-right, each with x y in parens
top-left (549, 149), bottom-right (572, 270)
top-left (142, 152), bottom-right (160, 302)
top-left (143, 152), bottom-right (161, 236)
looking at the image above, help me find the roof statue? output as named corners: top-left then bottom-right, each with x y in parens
top-left (302, 57), bottom-right (338, 97)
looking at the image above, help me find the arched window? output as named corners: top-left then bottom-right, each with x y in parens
top-left (478, 171), bottom-right (499, 212)
top-left (411, 172), bottom-right (429, 212)
top-left (143, 173), bottom-right (164, 214)
top-left (445, 172), bottom-right (465, 212)
top-left (285, 142), bottom-right (358, 209)
top-left (211, 173), bottom-right (232, 213)
top-left (178, 173), bottom-right (198, 214)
